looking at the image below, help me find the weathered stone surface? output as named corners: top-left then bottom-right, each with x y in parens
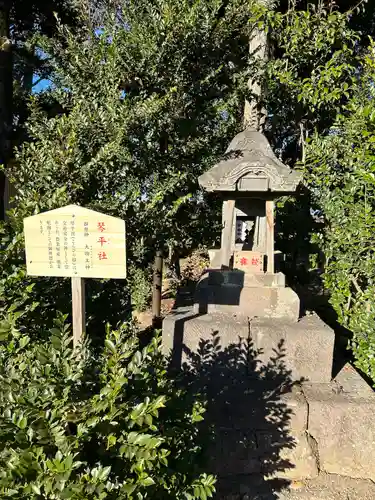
top-left (198, 130), bottom-right (301, 193)
top-left (277, 473), bottom-right (375, 500)
top-left (257, 386), bottom-right (317, 481)
top-left (334, 362), bottom-right (375, 396)
top-left (278, 387), bottom-right (308, 435)
top-left (162, 311), bottom-right (333, 383)
top-left (303, 364), bottom-right (375, 481)
top-left (193, 283), bottom-right (300, 322)
top-left (251, 316), bottom-right (334, 383)
top-left (209, 429), bottom-right (262, 476)
top-left (264, 432), bottom-right (318, 481)
top-left (162, 308), bottom-right (249, 357)
top-left (210, 429), bottom-right (316, 481)
top-left (199, 270), bottom-right (286, 288)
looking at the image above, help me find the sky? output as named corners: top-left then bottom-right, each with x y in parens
top-left (32, 74), bottom-right (52, 94)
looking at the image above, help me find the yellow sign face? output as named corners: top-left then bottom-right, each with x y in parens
top-left (24, 205), bottom-right (126, 279)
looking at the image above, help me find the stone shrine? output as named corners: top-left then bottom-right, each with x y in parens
top-left (162, 129), bottom-right (375, 497)
top-left (162, 9), bottom-right (375, 495)
top-left (199, 128), bottom-right (300, 265)
top-left (163, 128), bottom-right (332, 381)
top-left (196, 128), bottom-right (301, 321)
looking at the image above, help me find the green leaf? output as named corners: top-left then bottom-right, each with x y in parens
top-left (105, 339), bottom-right (116, 353)
top-left (142, 476), bottom-right (155, 487)
top-left (31, 485), bottom-right (41, 495)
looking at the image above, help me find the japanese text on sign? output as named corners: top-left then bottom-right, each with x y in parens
top-left (234, 251), bottom-right (264, 273)
top-left (24, 205), bottom-right (126, 279)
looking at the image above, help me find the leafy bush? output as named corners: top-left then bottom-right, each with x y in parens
top-left (180, 251), bottom-right (210, 286)
top-left (128, 265), bottom-right (153, 313)
top-left (252, 3), bottom-right (375, 384)
top-left (304, 42), bottom-right (375, 384)
top-left (0, 313), bottom-right (215, 499)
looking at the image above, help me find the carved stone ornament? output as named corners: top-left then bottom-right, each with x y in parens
top-left (199, 129), bottom-right (302, 193)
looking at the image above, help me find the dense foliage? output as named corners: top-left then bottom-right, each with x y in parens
top-left (1, 0), bottom-right (252, 325)
top-left (0, 3), bottom-right (251, 493)
top-left (304, 43), bottom-right (375, 383)
top-left (254, 1), bottom-right (375, 383)
top-left (0, 313), bottom-right (215, 499)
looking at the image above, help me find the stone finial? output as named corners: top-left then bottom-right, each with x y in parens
top-left (198, 129), bottom-right (302, 193)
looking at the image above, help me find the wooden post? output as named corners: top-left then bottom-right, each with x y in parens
top-left (266, 199), bottom-right (274, 274)
top-left (71, 277), bottom-right (85, 349)
top-left (152, 250), bottom-right (163, 324)
top-left (0, 4), bottom-right (12, 221)
top-left (221, 199), bottom-right (236, 268)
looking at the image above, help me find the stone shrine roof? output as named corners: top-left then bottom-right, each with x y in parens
top-left (199, 129), bottom-right (302, 193)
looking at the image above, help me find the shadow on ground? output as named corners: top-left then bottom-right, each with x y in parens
top-left (173, 328), bottom-right (300, 500)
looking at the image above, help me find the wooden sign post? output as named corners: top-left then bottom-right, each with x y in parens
top-left (23, 205), bottom-right (126, 348)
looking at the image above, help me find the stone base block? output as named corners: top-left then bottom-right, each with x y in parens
top-left (207, 249), bottom-right (285, 272)
top-left (268, 365), bottom-right (375, 483)
top-left (268, 433), bottom-right (319, 481)
top-left (251, 315), bottom-right (335, 384)
top-left (210, 429), bottom-right (318, 480)
top-left (207, 386), bottom-right (317, 480)
top-left (303, 363), bottom-right (375, 481)
top-left (193, 282), bottom-right (300, 321)
top-left (162, 311), bottom-right (334, 383)
top-left (201, 269), bottom-right (286, 288)
top-left (162, 309), bottom-right (250, 360)
top-left (259, 386), bottom-right (318, 481)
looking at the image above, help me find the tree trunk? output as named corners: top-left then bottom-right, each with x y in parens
top-left (243, 0), bottom-right (271, 131)
top-left (0, 1), bottom-right (12, 220)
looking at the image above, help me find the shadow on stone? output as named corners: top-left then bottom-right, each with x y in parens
top-left (195, 270), bottom-right (244, 314)
top-left (174, 328), bottom-right (302, 500)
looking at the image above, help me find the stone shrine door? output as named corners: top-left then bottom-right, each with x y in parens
top-left (230, 199), bottom-right (269, 274)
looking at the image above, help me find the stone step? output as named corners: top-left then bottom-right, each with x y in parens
top-left (301, 364), bottom-right (375, 482)
top-left (250, 315), bottom-right (334, 384)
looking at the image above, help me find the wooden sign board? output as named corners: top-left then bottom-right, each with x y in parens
top-left (233, 250), bottom-right (264, 273)
top-left (24, 205), bottom-right (126, 279)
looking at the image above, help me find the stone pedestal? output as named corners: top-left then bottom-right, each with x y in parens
top-left (162, 302), bottom-right (375, 488)
top-left (193, 269), bottom-right (300, 322)
top-left (162, 311), bottom-right (333, 384)
top-left (162, 279), bottom-right (375, 490)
